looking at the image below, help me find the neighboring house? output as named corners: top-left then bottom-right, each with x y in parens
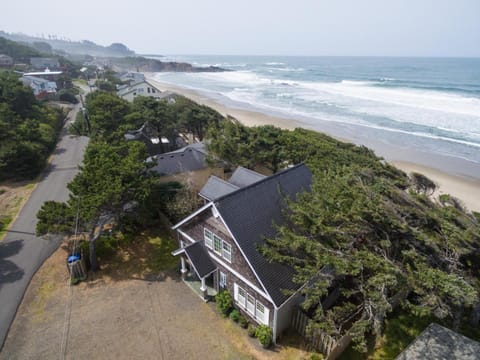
top-left (30, 57), bottom-right (60, 70)
top-left (118, 71), bottom-right (145, 85)
top-left (0, 54), bottom-right (13, 67)
top-left (117, 80), bottom-right (176, 102)
top-left (20, 75), bottom-right (57, 98)
top-left (149, 142), bottom-right (223, 192)
top-left (171, 164), bottom-right (312, 342)
top-left (199, 166), bottom-right (266, 202)
top-left (396, 323), bottom-right (480, 360)
top-left (124, 122), bottom-right (166, 155)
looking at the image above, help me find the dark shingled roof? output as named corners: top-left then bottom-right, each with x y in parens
top-left (184, 242), bottom-right (217, 278)
top-left (150, 143), bottom-right (208, 175)
top-left (396, 323), bottom-right (480, 360)
top-left (199, 176), bottom-right (239, 201)
top-left (214, 163), bottom-right (312, 306)
top-left (228, 166), bottom-right (267, 188)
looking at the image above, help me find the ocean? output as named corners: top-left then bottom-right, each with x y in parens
top-left (150, 55), bottom-right (480, 177)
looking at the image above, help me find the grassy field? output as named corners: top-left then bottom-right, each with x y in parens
top-left (0, 181), bottom-right (36, 240)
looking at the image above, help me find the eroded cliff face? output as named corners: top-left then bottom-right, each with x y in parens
top-left (110, 57), bottom-right (226, 72)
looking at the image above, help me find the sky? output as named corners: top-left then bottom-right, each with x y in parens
top-left (1, 0), bottom-right (479, 57)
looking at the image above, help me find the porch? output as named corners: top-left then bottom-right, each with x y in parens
top-left (184, 271), bottom-right (217, 301)
top-left (172, 241), bottom-right (218, 302)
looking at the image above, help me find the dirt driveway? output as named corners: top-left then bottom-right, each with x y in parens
top-left (1, 237), bottom-right (311, 360)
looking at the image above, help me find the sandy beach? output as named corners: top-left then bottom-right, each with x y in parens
top-left (147, 76), bottom-right (480, 212)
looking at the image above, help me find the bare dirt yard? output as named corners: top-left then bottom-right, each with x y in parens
top-left (1, 228), bottom-right (314, 360)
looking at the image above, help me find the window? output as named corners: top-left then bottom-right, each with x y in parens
top-left (205, 228), bottom-right (231, 262)
top-left (147, 87), bottom-right (151, 93)
top-left (247, 294), bottom-right (255, 315)
top-left (237, 286), bottom-right (246, 307)
top-left (219, 271), bottom-right (227, 288)
top-left (222, 241), bottom-right (232, 263)
top-left (204, 228), bottom-right (213, 249)
top-left (256, 301), bottom-right (266, 323)
top-left (214, 235), bottom-right (222, 254)
top-left (234, 283), bottom-right (270, 325)
top-left (152, 88), bottom-right (156, 93)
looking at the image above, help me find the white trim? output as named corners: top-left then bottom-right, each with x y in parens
top-left (273, 307), bottom-right (278, 343)
top-left (178, 230), bottom-right (196, 243)
top-left (171, 248), bottom-right (185, 256)
top-left (277, 282), bottom-right (308, 309)
top-left (213, 204), bottom-right (274, 303)
top-left (234, 283), bottom-right (270, 326)
top-left (177, 229), bottom-right (273, 303)
top-left (219, 271), bottom-right (227, 288)
top-left (204, 228), bottom-right (213, 249)
top-left (172, 202), bottom-right (212, 230)
top-left (208, 251), bottom-right (273, 303)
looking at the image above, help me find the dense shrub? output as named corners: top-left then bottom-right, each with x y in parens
top-left (238, 315), bottom-right (248, 328)
top-left (229, 309), bottom-right (240, 322)
top-left (58, 89), bottom-right (79, 104)
top-left (215, 291), bottom-right (233, 317)
top-left (255, 325), bottom-right (273, 348)
top-left (0, 71), bottom-right (64, 180)
top-left (247, 323), bottom-right (257, 337)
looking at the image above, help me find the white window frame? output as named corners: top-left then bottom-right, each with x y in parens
top-left (237, 285), bottom-right (246, 307)
top-left (256, 301), bottom-right (266, 324)
top-left (205, 228), bottom-right (232, 263)
top-left (204, 228), bottom-right (213, 249)
top-left (219, 271), bottom-right (227, 288)
top-left (246, 294), bottom-right (255, 315)
top-left (234, 283), bottom-right (270, 325)
top-left (222, 241), bottom-right (232, 263)
top-left (213, 234), bottom-right (222, 255)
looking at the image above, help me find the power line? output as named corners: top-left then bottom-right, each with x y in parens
top-left (59, 198), bottom-right (81, 359)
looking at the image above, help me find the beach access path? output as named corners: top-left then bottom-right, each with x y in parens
top-left (0, 102), bottom-right (89, 348)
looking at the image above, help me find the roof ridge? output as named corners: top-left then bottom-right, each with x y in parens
top-left (208, 175), bottom-right (240, 189)
top-left (235, 166), bottom-right (266, 177)
top-left (215, 163), bottom-right (306, 203)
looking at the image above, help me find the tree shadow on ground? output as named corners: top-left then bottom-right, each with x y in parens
top-left (69, 226), bottom-right (182, 285)
top-left (0, 239), bottom-right (25, 289)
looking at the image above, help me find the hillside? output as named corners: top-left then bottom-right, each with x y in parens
top-left (0, 36), bottom-right (41, 61)
top-left (0, 31), bottom-right (134, 57)
top-left (107, 56), bottom-right (225, 73)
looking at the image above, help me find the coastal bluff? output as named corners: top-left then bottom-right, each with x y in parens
top-left (110, 56), bottom-right (226, 73)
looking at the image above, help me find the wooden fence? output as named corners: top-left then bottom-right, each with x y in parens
top-left (291, 309), bottom-right (351, 359)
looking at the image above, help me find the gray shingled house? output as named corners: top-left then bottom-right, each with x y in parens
top-left (396, 323), bottom-right (480, 360)
top-left (172, 164), bottom-right (312, 342)
top-left (150, 143), bottom-right (224, 192)
top-left (198, 166), bottom-right (266, 202)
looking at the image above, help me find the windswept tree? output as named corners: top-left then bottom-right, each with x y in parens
top-left (262, 168), bottom-right (478, 352)
top-left (36, 141), bottom-right (157, 270)
top-left (206, 119), bottom-right (480, 353)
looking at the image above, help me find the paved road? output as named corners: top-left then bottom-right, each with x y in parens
top-left (0, 104), bottom-right (89, 348)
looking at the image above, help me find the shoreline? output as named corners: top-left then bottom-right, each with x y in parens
top-left (147, 75), bottom-right (480, 212)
